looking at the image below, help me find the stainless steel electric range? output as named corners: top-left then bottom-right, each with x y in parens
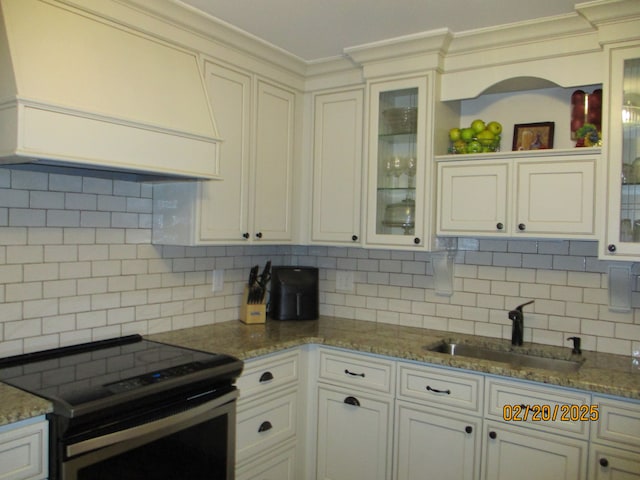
top-left (0, 334), bottom-right (243, 480)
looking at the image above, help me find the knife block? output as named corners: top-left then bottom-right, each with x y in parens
top-left (240, 286), bottom-right (266, 324)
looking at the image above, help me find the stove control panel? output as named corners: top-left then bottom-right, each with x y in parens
top-left (105, 362), bottom-right (205, 393)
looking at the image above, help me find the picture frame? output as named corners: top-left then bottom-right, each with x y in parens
top-left (512, 122), bottom-right (555, 151)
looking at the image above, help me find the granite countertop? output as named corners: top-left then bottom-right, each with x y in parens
top-left (147, 316), bottom-right (640, 401)
top-left (0, 383), bottom-right (52, 427)
top-left (2, 316), bottom-right (639, 427)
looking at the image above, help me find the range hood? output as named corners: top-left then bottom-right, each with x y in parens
top-left (0, 0), bottom-right (221, 179)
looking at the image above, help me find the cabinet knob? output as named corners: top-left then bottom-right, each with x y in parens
top-left (465, 426), bottom-right (473, 434)
top-left (259, 371), bottom-right (274, 383)
top-left (258, 421), bottom-right (273, 433)
top-left (489, 431), bottom-right (497, 439)
top-left (518, 223), bottom-right (526, 231)
top-left (352, 235), bottom-right (358, 242)
top-left (413, 237), bottom-right (421, 245)
top-left (255, 232), bottom-right (263, 239)
top-left (608, 244), bottom-right (617, 253)
top-left (344, 396), bottom-right (361, 407)
top-left (599, 458), bottom-right (609, 468)
top-left (242, 232), bottom-right (250, 239)
top-left (496, 223), bottom-right (504, 230)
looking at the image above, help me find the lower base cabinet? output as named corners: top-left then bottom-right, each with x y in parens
top-left (394, 401), bottom-right (481, 480)
top-left (236, 441), bottom-right (297, 480)
top-left (482, 420), bottom-right (588, 480)
top-left (0, 417), bottom-right (48, 480)
top-left (589, 444), bottom-right (640, 479)
top-left (236, 346), bottom-right (640, 480)
top-left (316, 384), bottom-right (393, 480)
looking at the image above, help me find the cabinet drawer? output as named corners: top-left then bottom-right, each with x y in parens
top-left (397, 362), bottom-right (483, 414)
top-left (236, 388), bottom-right (297, 462)
top-left (318, 348), bottom-right (394, 394)
top-left (485, 377), bottom-right (591, 438)
top-left (236, 441), bottom-right (296, 480)
top-left (237, 349), bottom-right (300, 402)
top-left (591, 395), bottom-right (640, 449)
top-left (0, 418), bottom-right (48, 480)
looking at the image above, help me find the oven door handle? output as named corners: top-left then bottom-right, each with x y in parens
top-left (66, 389), bottom-right (238, 458)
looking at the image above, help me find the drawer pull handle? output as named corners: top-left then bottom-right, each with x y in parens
top-left (599, 458), bottom-right (609, 468)
top-left (258, 421), bottom-right (273, 433)
top-left (344, 396), bottom-right (360, 407)
top-left (344, 369), bottom-right (365, 378)
top-left (259, 371), bottom-right (274, 383)
top-left (465, 426), bottom-right (473, 434)
top-left (426, 385), bottom-right (451, 395)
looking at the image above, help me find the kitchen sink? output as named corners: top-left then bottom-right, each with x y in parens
top-left (427, 342), bottom-right (583, 373)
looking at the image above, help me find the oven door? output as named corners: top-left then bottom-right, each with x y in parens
top-left (59, 389), bottom-right (237, 480)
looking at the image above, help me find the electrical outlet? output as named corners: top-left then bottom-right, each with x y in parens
top-left (212, 269), bottom-right (224, 292)
top-left (336, 270), bottom-right (354, 293)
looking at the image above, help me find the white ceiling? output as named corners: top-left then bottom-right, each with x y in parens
top-left (178, 0), bottom-right (580, 62)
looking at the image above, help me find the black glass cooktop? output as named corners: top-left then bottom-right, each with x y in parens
top-left (0, 335), bottom-right (242, 417)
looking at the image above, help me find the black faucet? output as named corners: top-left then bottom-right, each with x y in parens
top-left (567, 336), bottom-right (582, 355)
top-left (508, 300), bottom-right (534, 346)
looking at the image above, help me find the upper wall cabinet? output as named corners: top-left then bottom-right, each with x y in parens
top-left (311, 88), bottom-right (364, 246)
top-left (153, 61), bottom-right (297, 245)
top-left (364, 75), bottom-right (433, 249)
top-left (436, 150), bottom-right (599, 239)
top-left (601, 43), bottom-right (640, 260)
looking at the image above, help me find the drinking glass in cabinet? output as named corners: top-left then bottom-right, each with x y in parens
top-left (619, 57), bottom-right (640, 243)
top-left (377, 88), bottom-right (418, 235)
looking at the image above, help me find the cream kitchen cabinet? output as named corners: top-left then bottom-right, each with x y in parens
top-left (589, 395), bottom-right (640, 479)
top-left (395, 402), bottom-right (481, 480)
top-left (395, 362), bottom-right (484, 480)
top-left (311, 88), bottom-right (364, 245)
top-left (235, 348), bottom-right (305, 478)
top-left (364, 75), bottom-right (434, 249)
top-left (236, 441), bottom-right (297, 480)
top-left (0, 417), bottom-right (48, 480)
top-left (152, 61), bottom-right (297, 245)
top-left (601, 43), bottom-right (640, 259)
top-left (482, 420), bottom-right (588, 480)
top-left (483, 377), bottom-right (591, 480)
top-left (315, 348), bottom-right (394, 480)
top-left (316, 384), bottom-right (393, 480)
top-left (437, 150), bottom-right (599, 238)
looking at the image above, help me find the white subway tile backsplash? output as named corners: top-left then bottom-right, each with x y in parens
top-left (0, 302), bottom-right (22, 322)
top-left (80, 211), bottom-right (111, 227)
top-left (23, 298), bottom-right (57, 318)
top-left (44, 245), bottom-right (78, 262)
top-left (82, 177), bottom-right (113, 195)
top-left (48, 210), bottom-right (80, 227)
top-left (98, 195), bottom-right (127, 212)
top-left (0, 188), bottom-right (29, 208)
top-left (10, 208), bottom-right (46, 227)
top-left (59, 295), bottom-right (91, 314)
top-left (30, 191), bottom-right (65, 209)
top-left (43, 314), bottom-right (76, 334)
top-left (11, 171), bottom-right (48, 191)
top-left (5, 318), bottom-right (42, 339)
top-left (77, 278), bottom-right (108, 296)
top-left (0, 167), bottom-right (638, 357)
top-left (568, 271), bottom-right (602, 288)
top-left (43, 280), bottom-right (76, 298)
top-left (6, 282), bottom-right (42, 302)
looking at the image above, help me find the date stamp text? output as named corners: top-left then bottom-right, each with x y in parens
top-left (503, 404), bottom-right (599, 422)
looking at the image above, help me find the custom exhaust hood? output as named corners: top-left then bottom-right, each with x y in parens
top-left (0, 0), bottom-right (221, 179)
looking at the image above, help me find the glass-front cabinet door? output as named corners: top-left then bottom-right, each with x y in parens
top-left (603, 44), bottom-right (640, 259)
top-left (366, 76), bottom-right (430, 248)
